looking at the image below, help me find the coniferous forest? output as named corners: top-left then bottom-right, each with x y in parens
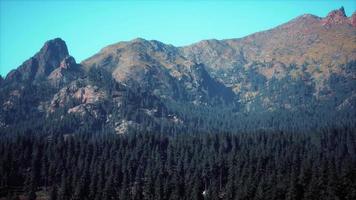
top-left (0, 126), bottom-right (355, 200)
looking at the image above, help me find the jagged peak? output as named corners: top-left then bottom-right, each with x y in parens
top-left (281, 7), bottom-right (355, 28)
top-left (326, 6), bottom-right (347, 18)
top-left (4, 38), bottom-right (71, 82)
top-left (322, 7), bottom-right (350, 26)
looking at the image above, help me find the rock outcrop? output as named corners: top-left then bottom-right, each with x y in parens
top-left (48, 56), bottom-right (84, 86)
top-left (321, 7), bottom-right (356, 27)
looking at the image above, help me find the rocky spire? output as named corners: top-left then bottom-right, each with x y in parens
top-left (35, 38), bottom-right (69, 76)
top-left (328, 6), bottom-right (347, 18)
top-left (322, 7), bottom-right (348, 26)
top-left (6, 38), bottom-right (70, 82)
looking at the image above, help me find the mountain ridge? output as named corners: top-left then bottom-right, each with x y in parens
top-left (1, 7), bottom-right (355, 134)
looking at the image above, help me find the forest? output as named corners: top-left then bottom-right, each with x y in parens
top-left (0, 125), bottom-right (355, 200)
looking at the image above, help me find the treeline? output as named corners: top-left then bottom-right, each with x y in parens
top-left (0, 127), bottom-right (355, 200)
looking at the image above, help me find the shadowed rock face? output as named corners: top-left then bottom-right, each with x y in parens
top-left (60, 56), bottom-right (76, 69)
top-left (6, 38), bottom-right (69, 82)
top-left (48, 56), bottom-right (84, 87)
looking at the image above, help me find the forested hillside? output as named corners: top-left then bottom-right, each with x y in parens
top-left (1, 127), bottom-right (355, 200)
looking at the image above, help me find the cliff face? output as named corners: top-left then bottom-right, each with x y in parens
top-left (1, 8), bottom-right (355, 133)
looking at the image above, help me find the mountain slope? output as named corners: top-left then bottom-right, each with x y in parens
top-left (82, 38), bottom-right (235, 105)
top-left (0, 7), bottom-right (355, 134)
top-left (181, 7), bottom-right (356, 111)
top-left (182, 7), bottom-right (355, 73)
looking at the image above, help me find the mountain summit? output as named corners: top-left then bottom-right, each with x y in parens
top-left (1, 8), bottom-right (355, 134)
top-left (322, 7), bottom-right (354, 26)
top-left (5, 38), bottom-right (70, 82)
top-left (327, 6), bottom-right (347, 18)
top-left (40, 38), bottom-right (69, 58)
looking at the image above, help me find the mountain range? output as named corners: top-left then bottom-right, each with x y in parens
top-left (1, 7), bottom-right (355, 134)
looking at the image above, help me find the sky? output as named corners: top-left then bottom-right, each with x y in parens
top-left (0, 0), bottom-right (355, 77)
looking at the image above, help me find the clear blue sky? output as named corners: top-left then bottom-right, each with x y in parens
top-left (0, 0), bottom-right (355, 76)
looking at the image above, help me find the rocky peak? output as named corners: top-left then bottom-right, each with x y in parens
top-left (5, 38), bottom-right (70, 82)
top-left (36, 38), bottom-right (69, 74)
top-left (40, 38), bottom-right (69, 57)
top-left (329, 6), bottom-right (347, 18)
top-left (322, 7), bottom-right (348, 26)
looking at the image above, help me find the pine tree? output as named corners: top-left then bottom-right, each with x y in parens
top-left (27, 189), bottom-right (36, 200)
top-left (49, 185), bottom-right (58, 200)
top-left (192, 175), bottom-right (204, 200)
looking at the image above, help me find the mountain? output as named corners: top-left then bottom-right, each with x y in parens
top-left (181, 7), bottom-right (356, 110)
top-left (82, 38), bottom-right (234, 104)
top-left (182, 7), bottom-right (355, 72)
top-left (0, 7), bottom-right (355, 134)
